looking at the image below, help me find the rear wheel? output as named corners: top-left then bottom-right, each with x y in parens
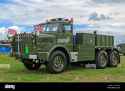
top-left (23, 59), bottom-right (41, 70)
top-left (108, 50), bottom-right (120, 67)
top-left (96, 50), bottom-right (108, 69)
top-left (46, 51), bottom-right (68, 73)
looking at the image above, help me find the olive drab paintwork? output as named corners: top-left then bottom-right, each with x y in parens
top-left (76, 33), bottom-right (95, 61)
top-left (12, 18), bottom-right (116, 63)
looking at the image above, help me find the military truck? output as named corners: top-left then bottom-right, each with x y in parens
top-left (12, 18), bottom-right (120, 73)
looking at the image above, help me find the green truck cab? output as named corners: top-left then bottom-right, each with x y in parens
top-left (12, 18), bottom-right (120, 73)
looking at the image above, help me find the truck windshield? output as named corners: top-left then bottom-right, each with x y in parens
top-left (39, 23), bottom-right (71, 32)
top-left (44, 23), bottom-right (58, 32)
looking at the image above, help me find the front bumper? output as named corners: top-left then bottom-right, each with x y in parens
top-left (20, 52), bottom-right (49, 63)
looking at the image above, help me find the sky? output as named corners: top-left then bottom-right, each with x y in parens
top-left (0, 0), bottom-right (125, 45)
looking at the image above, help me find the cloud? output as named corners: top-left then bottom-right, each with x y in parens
top-left (92, 0), bottom-right (125, 4)
top-left (89, 12), bottom-right (112, 21)
top-left (0, 27), bottom-right (7, 34)
top-left (0, 0), bottom-right (95, 25)
top-left (8, 26), bottom-right (21, 33)
top-left (0, 0), bottom-right (123, 28)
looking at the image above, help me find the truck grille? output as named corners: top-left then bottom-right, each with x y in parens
top-left (13, 33), bottom-right (34, 57)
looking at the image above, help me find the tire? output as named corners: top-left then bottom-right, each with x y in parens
top-left (96, 50), bottom-right (108, 69)
top-left (46, 51), bottom-right (68, 73)
top-left (23, 59), bottom-right (41, 70)
top-left (108, 50), bottom-right (120, 67)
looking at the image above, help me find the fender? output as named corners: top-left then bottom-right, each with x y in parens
top-left (47, 44), bottom-right (71, 62)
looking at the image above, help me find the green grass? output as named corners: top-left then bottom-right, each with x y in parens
top-left (0, 54), bottom-right (125, 82)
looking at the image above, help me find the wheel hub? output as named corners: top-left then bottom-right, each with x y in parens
top-left (53, 55), bottom-right (64, 69)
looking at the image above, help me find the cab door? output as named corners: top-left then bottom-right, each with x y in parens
top-left (56, 23), bottom-right (73, 50)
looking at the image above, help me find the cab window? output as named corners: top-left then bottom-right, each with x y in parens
top-left (63, 24), bottom-right (72, 32)
top-left (44, 23), bottom-right (58, 32)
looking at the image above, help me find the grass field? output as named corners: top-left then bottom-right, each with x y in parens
top-left (0, 54), bottom-right (125, 82)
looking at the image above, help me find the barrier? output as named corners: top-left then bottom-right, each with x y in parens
top-left (0, 46), bottom-right (11, 55)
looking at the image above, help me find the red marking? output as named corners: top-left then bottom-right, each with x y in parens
top-left (34, 24), bottom-right (43, 32)
top-left (8, 29), bottom-right (17, 36)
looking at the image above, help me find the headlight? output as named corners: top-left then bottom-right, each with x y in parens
top-left (29, 55), bottom-right (37, 59)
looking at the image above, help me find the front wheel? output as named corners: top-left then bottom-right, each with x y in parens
top-left (23, 59), bottom-right (41, 70)
top-left (46, 51), bottom-right (68, 73)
